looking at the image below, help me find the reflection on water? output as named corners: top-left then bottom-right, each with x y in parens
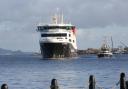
top-left (0, 54), bottom-right (128, 89)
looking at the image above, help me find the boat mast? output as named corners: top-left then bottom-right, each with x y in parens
top-left (61, 13), bottom-right (64, 24)
top-left (111, 36), bottom-right (114, 52)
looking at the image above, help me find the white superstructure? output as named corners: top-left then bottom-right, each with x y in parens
top-left (37, 14), bottom-right (77, 58)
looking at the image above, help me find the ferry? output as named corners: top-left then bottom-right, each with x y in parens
top-left (37, 14), bottom-right (77, 58)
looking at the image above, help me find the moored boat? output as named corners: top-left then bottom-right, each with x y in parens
top-left (97, 40), bottom-right (113, 58)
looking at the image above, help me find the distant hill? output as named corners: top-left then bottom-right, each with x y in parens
top-left (0, 48), bottom-right (37, 55)
top-left (0, 48), bottom-right (13, 54)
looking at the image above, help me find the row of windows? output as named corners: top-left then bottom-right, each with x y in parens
top-left (41, 33), bottom-right (67, 37)
top-left (38, 26), bottom-right (75, 30)
top-left (41, 33), bottom-right (75, 43)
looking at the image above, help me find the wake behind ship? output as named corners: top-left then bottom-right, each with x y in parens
top-left (37, 14), bottom-right (77, 58)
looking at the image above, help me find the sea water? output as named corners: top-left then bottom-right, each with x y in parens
top-left (0, 54), bottom-right (128, 89)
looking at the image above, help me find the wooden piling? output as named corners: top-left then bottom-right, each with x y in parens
top-left (126, 81), bottom-right (128, 89)
top-left (1, 84), bottom-right (8, 89)
top-left (89, 75), bottom-right (95, 89)
top-left (50, 79), bottom-right (59, 89)
top-left (120, 73), bottom-right (126, 89)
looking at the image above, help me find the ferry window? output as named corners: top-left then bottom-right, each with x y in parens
top-left (38, 26), bottom-right (43, 30)
top-left (69, 39), bottom-right (71, 42)
top-left (38, 26), bottom-right (48, 31)
top-left (41, 33), bottom-right (67, 37)
top-left (66, 27), bottom-right (70, 30)
top-left (73, 40), bottom-right (75, 43)
top-left (69, 34), bottom-right (71, 37)
top-left (38, 26), bottom-right (75, 30)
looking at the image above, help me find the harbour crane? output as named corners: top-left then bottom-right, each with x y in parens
top-left (120, 42), bottom-right (128, 53)
top-left (120, 42), bottom-right (128, 48)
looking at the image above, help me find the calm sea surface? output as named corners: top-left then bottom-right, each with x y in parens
top-left (0, 54), bottom-right (128, 89)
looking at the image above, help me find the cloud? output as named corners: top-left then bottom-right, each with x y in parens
top-left (1, 0), bottom-right (128, 29)
top-left (0, 30), bottom-right (40, 52)
top-left (0, 0), bottom-right (128, 51)
top-left (77, 25), bottom-right (128, 49)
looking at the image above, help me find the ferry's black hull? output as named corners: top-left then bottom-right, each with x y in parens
top-left (97, 54), bottom-right (112, 58)
top-left (40, 43), bottom-right (77, 58)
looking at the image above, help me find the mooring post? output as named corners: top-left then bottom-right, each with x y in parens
top-left (1, 84), bottom-right (8, 89)
top-left (120, 73), bottom-right (126, 89)
top-left (89, 75), bottom-right (95, 89)
top-left (126, 81), bottom-right (128, 89)
top-left (50, 79), bottom-right (59, 89)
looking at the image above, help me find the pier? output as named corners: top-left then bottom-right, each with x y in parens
top-left (1, 73), bottom-right (128, 89)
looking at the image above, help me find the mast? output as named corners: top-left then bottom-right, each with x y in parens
top-left (111, 36), bottom-right (114, 52)
top-left (61, 13), bottom-right (64, 24)
top-left (52, 14), bottom-right (57, 24)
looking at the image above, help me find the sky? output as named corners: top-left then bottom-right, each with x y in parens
top-left (0, 0), bottom-right (128, 52)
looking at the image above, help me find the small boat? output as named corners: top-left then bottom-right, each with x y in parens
top-left (97, 41), bottom-right (113, 58)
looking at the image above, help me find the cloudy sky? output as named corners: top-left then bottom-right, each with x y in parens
top-left (0, 0), bottom-right (128, 52)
